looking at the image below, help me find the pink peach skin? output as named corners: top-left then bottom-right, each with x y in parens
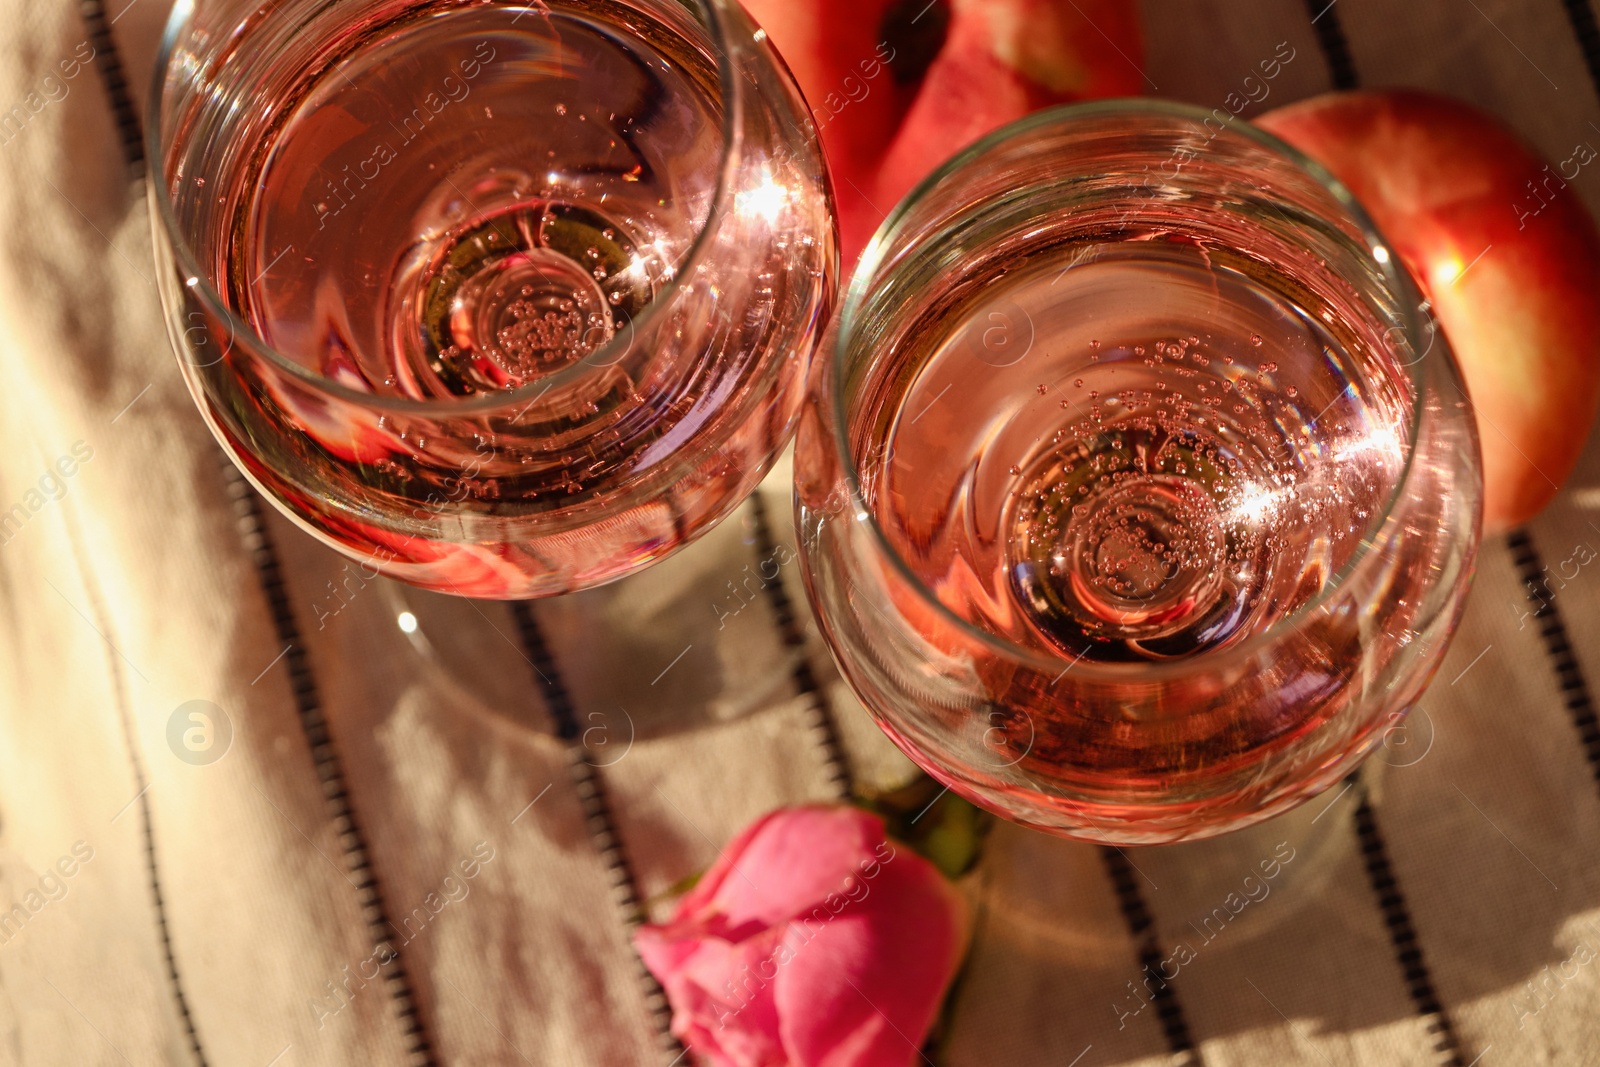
top-left (634, 805), bottom-right (968, 1067)
top-left (741, 0), bottom-right (1145, 265)
top-left (870, 0), bottom-right (1145, 236)
top-left (1257, 91), bottom-right (1600, 531)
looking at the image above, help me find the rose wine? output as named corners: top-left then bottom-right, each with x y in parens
top-left (165, 0), bottom-right (832, 595)
top-left (860, 242), bottom-right (1414, 662)
top-left (242, 6), bottom-right (715, 402)
top-left (849, 239), bottom-right (1433, 786)
top-left (797, 103), bottom-right (1479, 841)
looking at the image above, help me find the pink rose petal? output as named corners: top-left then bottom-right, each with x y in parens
top-left (634, 805), bottom-right (967, 1067)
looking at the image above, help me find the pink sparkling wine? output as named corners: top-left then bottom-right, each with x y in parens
top-left (243, 11), bottom-right (709, 402)
top-left (845, 239), bottom-right (1432, 783)
top-left (170, 0), bottom-right (832, 595)
top-left (796, 104), bottom-right (1480, 841)
top-left (861, 244), bottom-right (1414, 665)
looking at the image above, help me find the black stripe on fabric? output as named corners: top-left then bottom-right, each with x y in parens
top-left (1561, 0), bottom-right (1600, 99)
top-left (1099, 848), bottom-right (1203, 1065)
top-left (74, 4), bottom-right (203, 1063)
top-left (1507, 530), bottom-right (1600, 793)
top-left (60, 517), bottom-right (210, 1067)
top-left (1352, 792), bottom-right (1467, 1067)
top-left (93, 0), bottom-right (436, 1043)
top-left (1304, 0), bottom-right (1360, 90)
top-left (1294, 21), bottom-right (1468, 1063)
top-left (222, 466), bottom-right (438, 1066)
top-left (80, 0), bottom-right (145, 173)
top-left (746, 491), bottom-right (854, 801)
top-left (508, 602), bottom-right (682, 1057)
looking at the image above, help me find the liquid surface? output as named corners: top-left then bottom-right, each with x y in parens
top-left (242, 3), bottom-right (719, 400)
top-left (861, 245), bottom-right (1412, 663)
top-left (169, 0), bottom-right (831, 595)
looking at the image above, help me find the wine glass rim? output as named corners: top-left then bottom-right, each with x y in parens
top-left (832, 97), bottom-right (1433, 678)
top-left (146, 0), bottom-right (743, 417)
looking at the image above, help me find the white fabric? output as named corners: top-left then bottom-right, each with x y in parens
top-left (0, 0), bottom-right (1597, 1064)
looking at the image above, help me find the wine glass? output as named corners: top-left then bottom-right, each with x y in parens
top-left (150, 0), bottom-right (835, 601)
top-left (795, 100), bottom-right (1482, 845)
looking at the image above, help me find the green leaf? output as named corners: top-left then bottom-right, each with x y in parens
top-left (643, 868), bottom-right (704, 912)
top-left (857, 773), bottom-right (993, 880)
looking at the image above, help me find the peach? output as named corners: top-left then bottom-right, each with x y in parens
top-left (742, 0), bottom-right (917, 261)
top-left (741, 0), bottom-right (1145, 265)
top-left (871, 0), bottom-right (1144, 236)
top-left (1257, 90), bottom-right (1600, 531)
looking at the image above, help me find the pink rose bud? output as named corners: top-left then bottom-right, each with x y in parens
top-left (634, 804), bottom-right (968, 1067)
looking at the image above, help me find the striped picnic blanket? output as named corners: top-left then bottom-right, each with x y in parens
top-left (0, 0), bottom-right (1597, 1064)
